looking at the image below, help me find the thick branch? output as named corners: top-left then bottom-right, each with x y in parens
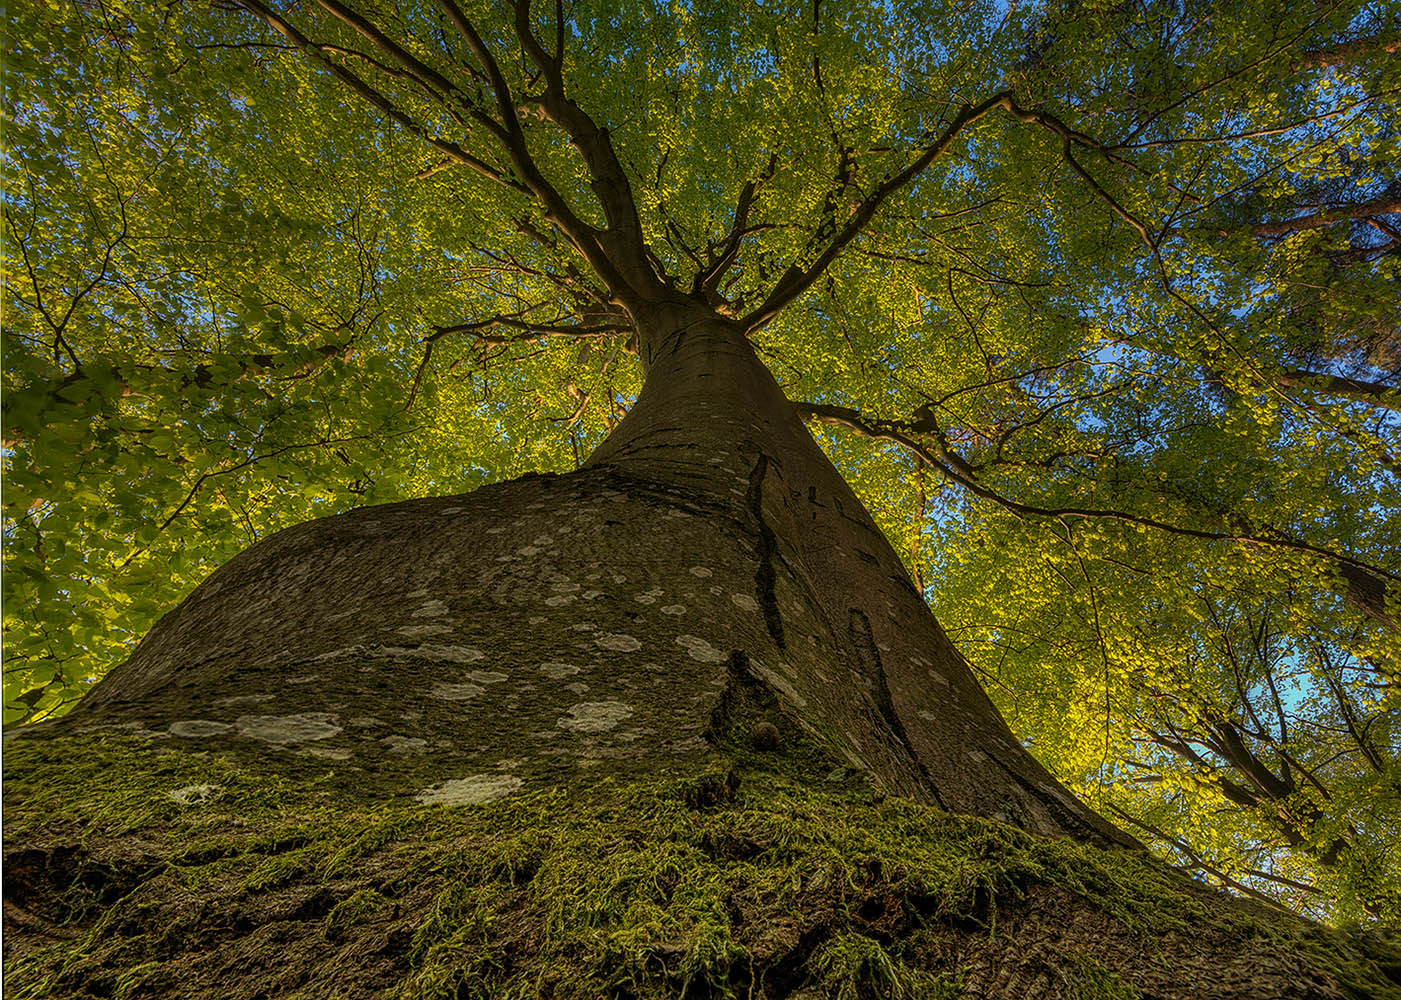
top-left (693, 179), bottom-right (760, 301)
top-left (1272, 369), bottom-right (1401, 412)
top-left (507, 0), bottom-right (655, 296)
top-left (234, 0), bottom-right (523, 191)
top-left (798, 400), bottom-right (1398, 625)
top-left (1174, 198), bottom-right (1401, 239)
top-left (434, 0), bottom-right (645, 303)
top-left (741, 92), bottom-right (1015, 331)
top-left (1248, 198), bottom-right (1401, 237)
top-left (1294, 32), bottom-right (1401, 70)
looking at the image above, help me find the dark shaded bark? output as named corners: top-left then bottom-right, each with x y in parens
top-left (44, 300), bottom-right (1126, 847)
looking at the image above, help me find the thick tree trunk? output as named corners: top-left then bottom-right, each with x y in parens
top-left (7, 302), bottom-right (1398, 998)
top-left (48, 302), bottom-right (1120, 845)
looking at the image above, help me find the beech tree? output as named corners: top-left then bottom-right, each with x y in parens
top-left (4, 0), bottom-right (1399, 995)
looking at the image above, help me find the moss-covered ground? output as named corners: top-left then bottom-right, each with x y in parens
top-left (4, 735), bottom-right (1399, 999)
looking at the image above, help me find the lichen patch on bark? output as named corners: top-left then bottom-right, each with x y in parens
top-left (676, 634), bottom-right (727, 663)
top-left (557, 701), bottom-right (634, 733)
top-left (538, 663), bottom-right (580, 679)
top-left (414, 772), bottom-right (523, 805)
top-left (234, 713), bottom-right (342, 743)
top-left (595, 633), bottom-right (642, 652)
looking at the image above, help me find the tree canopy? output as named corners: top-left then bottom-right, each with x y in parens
top-left (4, 0), bottom-right (1398, 923)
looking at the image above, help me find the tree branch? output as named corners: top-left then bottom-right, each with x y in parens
top-left (434, 0), bottom-right (648, 302)
top-left (233, 0), bottom-right (525, 191)
top-left (798, 399), bottom-right (1399, 625)
top-left (741, 91), bottom-right (1015, 331)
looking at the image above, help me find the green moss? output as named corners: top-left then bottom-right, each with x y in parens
top-left (1065, 953), bottom-right (1141, 1000)
top-left (323, 889), bottom-right (390, 942)
top-left (4, 734), bottom-right (1399, 1000)
top-left (808, 933), bottom-right (961, 1000)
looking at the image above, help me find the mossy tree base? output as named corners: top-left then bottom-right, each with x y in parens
top-left (5, 736), bottom-right (1398, 999)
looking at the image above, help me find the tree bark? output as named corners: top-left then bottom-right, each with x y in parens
top-left (46, 300), bottom-right (1125, 845)
top-left (12, 303), bottom-right (1399, 999)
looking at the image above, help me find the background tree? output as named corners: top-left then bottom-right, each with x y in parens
top-left (2, 0), bottom-right (1397, 964)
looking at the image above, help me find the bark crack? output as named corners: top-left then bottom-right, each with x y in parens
top-left (745, 453), bottom-right (787, 649)
top-left (849, 608), bottom-right (949, 811)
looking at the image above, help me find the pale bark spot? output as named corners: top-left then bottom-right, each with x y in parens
top-left (383, 735), bottom-right (428, 753)
top-left (167, 784), bottom-right (219, 805)
top-left (596, 633), bottom-right (642, 652)
top-left (529, 615), bottom-right (547, 624)
top-left (517, 546), bottom-right (541, 556)
top-left (416, 773), bottom-right (523, 805)
top-left (485, 526), bottom-right (507, 533)
top-left (300, 746), bottom-right (353, 760)
top-left (214, 694), bottom-right (275, 707)
top-left (539, 663), bottom-right (580, 679)
top-left (689, 566), bottom-right (713, 578)
top-left (396, 624), bottom-right (453, 638)
top-left (532, 535), bottom-right (554, 546)
top-left (550, 581), bottom-right (581, 592)
top-left (966, 750), bottom-right (989, 763)
top-left (441, 507), bottom-right (467, 514)
top-left (730, 593), bottom-right (759, 612)
top-left (411, 600), bottom-right (449, 618)
top-left (467, 670), bottom-right (508, 684)
top-left (927, 670), bottom-right (950, 686)
top-left (169, 720), bottom-right (233, 738)
top-left (236, 713), bottom-right (342, 744)
top-left (287, 675), bottom-right (321, 685)
top-left (660, 605), bottom-right (687, 615)
top-left (545, 594), bottom-right (578, 606)
top-left (756, 666), bottom-right (806, 707)
top-left (557, 701), bottom-right (634, 733)
top-left (566, 682), bottom-right (590, 694)
top-left (918, 711), bottom-right (938, 722)
top-left (431, 682), bottom-right (484, 701)
top-left (675, 635), bottom-right (726, 663)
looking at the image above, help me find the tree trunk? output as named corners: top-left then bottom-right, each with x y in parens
top-left (6, 302), bottom-right (1398, 998)
top-left (45, 302), bottom-right (1120, 844)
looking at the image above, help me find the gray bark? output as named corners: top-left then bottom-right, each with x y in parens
top-left (15, 303), bottom-right (1401, 1000)
top-left (52, 301), bottom-right (1128, 845)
